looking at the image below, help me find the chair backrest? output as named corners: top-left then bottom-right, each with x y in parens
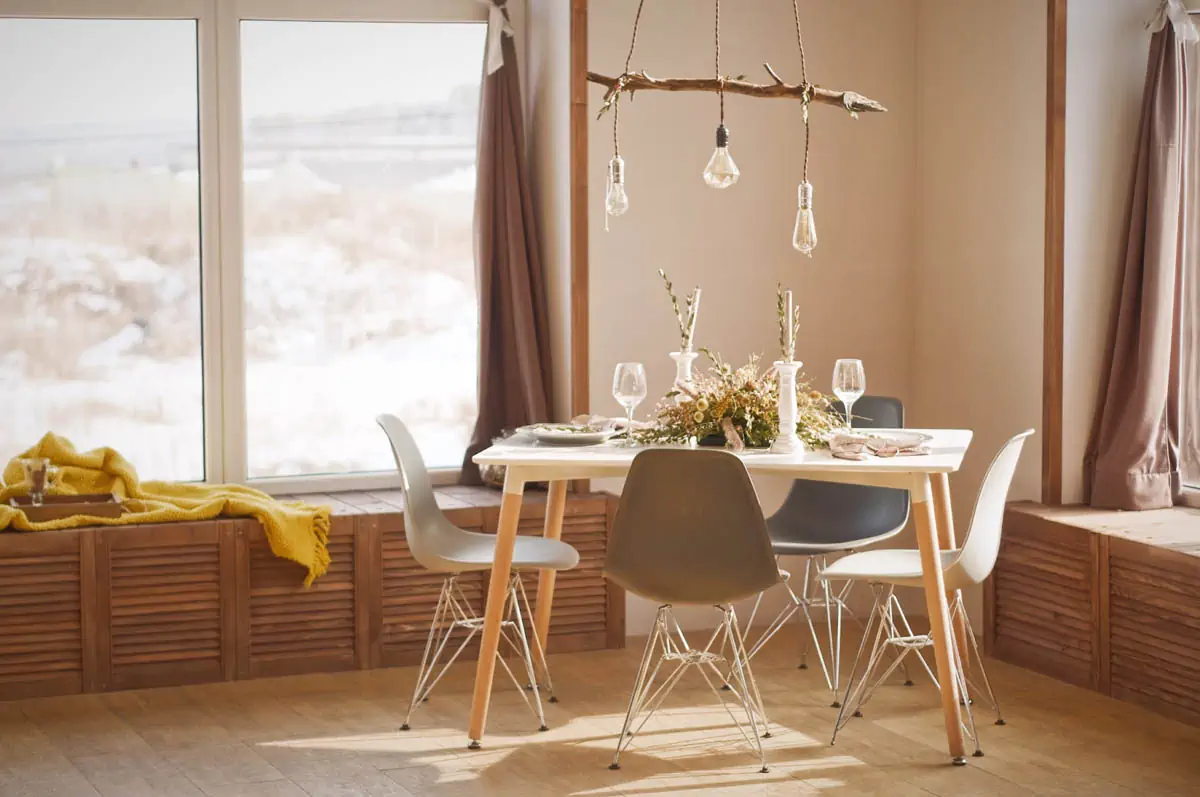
top-left (951, 429), bottom-right (1036, 587)
top-left (770, 395), bottom-right (908, 546)
top-left (605, 449), bottom-right (780, 606)
top-left (832, 394), bottom-right (903, 430)
top-left (376, 414), bottom-right (454, 570)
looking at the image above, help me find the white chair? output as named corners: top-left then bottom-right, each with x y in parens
top-left (820, 429), bottom-right (1034, 760)
top-left (376, 414), bottom-right (580, 737)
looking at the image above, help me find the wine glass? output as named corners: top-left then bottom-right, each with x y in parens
top-left (612, 363), bottom-right (648, 447)
top-left (833, 359), bottom-right (865, 430)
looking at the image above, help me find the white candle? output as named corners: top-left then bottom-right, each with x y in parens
top-left (688, 288), bottom-right (702, 348)
top-left (785, 290), bottom-right (794, 360)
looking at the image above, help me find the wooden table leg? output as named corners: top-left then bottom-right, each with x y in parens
top-left (467, 470), bottom-right (526, 748)
top-left (911, 474), bottom-right (967, 764)
top-left (932, 473), bottom-right (970, 669)
top-left (532, 480), bottom-right (569, 685)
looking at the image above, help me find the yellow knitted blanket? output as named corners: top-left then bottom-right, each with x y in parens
top-left (0, 433), bottom-right (331, 586)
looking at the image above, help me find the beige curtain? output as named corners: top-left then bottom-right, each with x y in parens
top-left (460, 3), bottom-right (554, 484)
top-left (1086, 7), bottom-right (1197, 510)
top-left (1184, 28), bottom-right (1200, 492)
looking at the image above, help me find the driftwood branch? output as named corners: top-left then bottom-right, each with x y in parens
top-left (589, 62), bottom-right (886, 118)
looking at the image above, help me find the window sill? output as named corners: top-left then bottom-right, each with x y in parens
top-left (1008, 500), bottom-right (1200, 558)
top-left (250, 467), bottom-right (461, 497)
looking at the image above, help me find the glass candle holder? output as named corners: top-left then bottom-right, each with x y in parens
top-left (20, 457), bottom-right (53, 506)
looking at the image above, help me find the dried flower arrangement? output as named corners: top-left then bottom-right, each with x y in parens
top-left (636, 350), bottom-right (842, 450)
top-left (658, 269), bottom-right (701, 352)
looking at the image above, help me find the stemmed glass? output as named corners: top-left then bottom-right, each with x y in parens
top-left (612, 363), bottom-right (648, 447)
top-left (832, 359), bottom-right (866, 430)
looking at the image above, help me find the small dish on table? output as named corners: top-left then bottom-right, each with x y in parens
top-left (518, 423), bottom-right (619, 446)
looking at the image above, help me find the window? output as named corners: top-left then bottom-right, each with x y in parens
top-left (0, 1), bottom-right (486, 490)
top-left (0, 17), bottom-right (204, 481)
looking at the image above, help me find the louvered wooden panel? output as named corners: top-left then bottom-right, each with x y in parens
top-left (0, 488), bottom-right (621, 700)
top-left (509, 495), bottom-right (612, 651)
top-left (0, 532), bottom-right (83, 700)
top-left (380, 508), bottom-right (486, 666)
top-left (102, 524), bottom-right (229, 691)
top-left (1108, 539), bottom-right (1200, 727)
top-left (246, 516), bottom-right (357, 677)
top-left (990, 510), bottom-right (1097, 689)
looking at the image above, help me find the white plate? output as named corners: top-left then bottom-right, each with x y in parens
top-left (865, 430), bottom-right (933, 448)
top-left (518, 424), bottom-right (618, 446)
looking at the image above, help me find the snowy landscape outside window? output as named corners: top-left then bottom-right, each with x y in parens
top-left (240, 21), bottom-right (484, 479)
top-left (0, 7), bottom-right (484, 486)
top-left (0, 19), bottom-right (205, 482)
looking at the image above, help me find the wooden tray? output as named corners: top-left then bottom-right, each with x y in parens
top-left (9, 493), bottom-right (126, 523)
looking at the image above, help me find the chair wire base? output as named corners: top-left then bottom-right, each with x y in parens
top-left (740, 556), bottom-right (860, 703)
top-left (402, 573), bottom-right (554, 734)
top-left (611, 605), bottom-right (770, 774)
top-left (830, 584), bottom-right (1006, 758)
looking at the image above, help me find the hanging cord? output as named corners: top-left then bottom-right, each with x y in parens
top-left (613, 0), bottom-right (648, 158)
top-left (791, 0), bottom-right (811, 182)
top-left (715, 0), bottom-right (724, 124)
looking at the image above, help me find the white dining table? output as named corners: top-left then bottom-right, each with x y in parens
top-left (471, 429), bottom-right (975, 764)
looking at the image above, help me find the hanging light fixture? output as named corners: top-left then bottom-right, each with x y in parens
top-left (592, 0), bottom-right (886, 250)
top-left (606, 155), bottom-right (629, 216)
top-left (702, 0), bottom-right (739, 189)
top-left (792, 180), bottom-right (816, 255)
top-left (604, 2), bottom-right (648, 228)
top-left (789, 0), bottom-right (816, 256)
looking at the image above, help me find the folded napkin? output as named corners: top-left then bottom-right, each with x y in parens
top-left (829, 432), bottom-right (931, 461)
top-left (570, 414), bottom-right (653, 431)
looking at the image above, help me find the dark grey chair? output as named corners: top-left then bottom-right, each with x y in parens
top-left (605, 449), bottom-right (780, 774)
top-left (742, 396), bottom-right (910, 706)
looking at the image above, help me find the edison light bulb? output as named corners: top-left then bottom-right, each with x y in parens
top-left (703, 124), bottom-right (739, 189)
top-left (792, 181), bottom-right (817, 256)
top-left (605, 156), bottom-right (629, 216)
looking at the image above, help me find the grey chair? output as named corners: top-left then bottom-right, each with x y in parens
top-left (742, 396), bottom-right (910, 706)
top-left (605, 449), bottom-right (781, 774)
top-left (376, 414), bottom-right (579, 734)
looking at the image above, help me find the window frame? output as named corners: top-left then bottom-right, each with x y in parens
top-left (0, 0), bottom-right (487, 494)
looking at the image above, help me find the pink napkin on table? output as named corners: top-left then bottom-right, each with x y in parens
top-left (830, 432), bottom-right (931, 461)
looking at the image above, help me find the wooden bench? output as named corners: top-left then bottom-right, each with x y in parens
top-left (987, 501), bottom-right (1200, 728)
top-left (0, 487), bottom-right (621, 701)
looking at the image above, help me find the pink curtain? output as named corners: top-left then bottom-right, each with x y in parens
top-left (1085, 9), bottom-right (1196, 510)
top-left (460, 4), bottom-right (554, 484)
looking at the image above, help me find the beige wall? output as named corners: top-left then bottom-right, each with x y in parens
top-left (911, 0), bottom-right (1046, 624)
top-left (1061, 0), bottom-right (1158, 503)
top-left (525, 0), bottom-right (573, 423)
top-left (587, 0), bottom-right (919, 630)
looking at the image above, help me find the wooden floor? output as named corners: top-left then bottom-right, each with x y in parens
top-left (1, 624), bottom-right (1198, 797)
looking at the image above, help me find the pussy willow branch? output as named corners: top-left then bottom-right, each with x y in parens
top-left (591, 62), bottom-right (886, 118)
top-left (659, 269), bottom-right (699, 350)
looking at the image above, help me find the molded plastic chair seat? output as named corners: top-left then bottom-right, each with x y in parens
top-left (766, 489), bottom-right (909, 555)
top-left (376, 413), bottom-right (580, 734)
top-left (822, 429), bottom-right (1035, 755)
top-left (427, 528), bottom-right (579, 572)
top-left (819, 548), bottom-right (960, 588)
top-left (605, 449), bottom-right (780, 773)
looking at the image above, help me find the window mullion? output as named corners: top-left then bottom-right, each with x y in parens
top-left (197, 0), bottom-right (225, 484)
top-left (213, 0), bottom-right (248, 484)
